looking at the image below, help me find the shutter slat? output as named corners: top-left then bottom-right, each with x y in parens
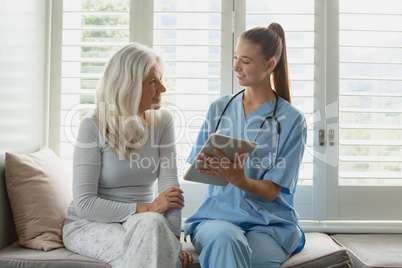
top-left (339, 0), bottom-right (402, 185)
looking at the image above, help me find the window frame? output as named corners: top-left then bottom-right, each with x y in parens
top-left (48, 0), bottom-right (402, 231)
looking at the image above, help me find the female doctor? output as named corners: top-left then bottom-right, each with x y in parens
top-left (184, 23), bottom-right (307, 267)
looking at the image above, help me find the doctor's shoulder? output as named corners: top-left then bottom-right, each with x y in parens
top-left (277, 97), bottom-right (307, 129)
top-left (208, 94), bottom-right (236, 117)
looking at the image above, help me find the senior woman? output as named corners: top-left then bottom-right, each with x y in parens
top-left (63, 43), bottom-right (192, 268)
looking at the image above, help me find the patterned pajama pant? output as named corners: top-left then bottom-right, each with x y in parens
top-left (63, 212), bottom-right (182, 268)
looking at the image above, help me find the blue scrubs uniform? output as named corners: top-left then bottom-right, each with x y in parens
top-left (184, 92), bottom-right (307, 268)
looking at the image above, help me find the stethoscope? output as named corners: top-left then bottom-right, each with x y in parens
top-left (214, 89), bottom-right (281, 170)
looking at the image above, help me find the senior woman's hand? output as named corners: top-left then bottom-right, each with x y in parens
top-left (149, 186), bottom-right (185, 213)
top-left (135, 186), bottom-right (184, 214)
top-left (179, 250), bottom-right (193, 267)
top-left (150, 186), bottom-right (184, 213)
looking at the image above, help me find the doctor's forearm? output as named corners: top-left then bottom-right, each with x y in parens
top-left (235, 178), bottom-right (282, 200)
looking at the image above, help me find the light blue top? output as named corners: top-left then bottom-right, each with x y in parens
top-left (65, 111), bottom-right (181, 237)
top-left (184, 92), bottom-right (307, 254)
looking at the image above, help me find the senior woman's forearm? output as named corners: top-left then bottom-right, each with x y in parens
top-left (75, 194), bottom-right (137, 222)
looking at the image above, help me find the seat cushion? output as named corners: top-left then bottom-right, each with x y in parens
top-left (0, 242), bottom-right (110, 268)
top-left (331, 234), bottom-right (402, 268)
top-left (181, 232), bottom-right (352, 268)
top-left (281, 232), bottom-right (352, 268)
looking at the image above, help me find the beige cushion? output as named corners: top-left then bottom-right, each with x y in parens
top-left (5, 148), bottom-right (72, 251)
top-left (180, 232), bottom-right (352, 268)
top-left (332, 234), bottom-right (402, 267)
top-left (281, 232), bottom-right (351, 268)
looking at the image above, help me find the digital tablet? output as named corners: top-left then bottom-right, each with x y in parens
top-left (183, 133), bottom-right (258, 186)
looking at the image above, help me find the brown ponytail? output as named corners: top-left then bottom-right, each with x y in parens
top-left (268, 23), bottom-right (291, 103)
top-left (240, 23), bottom-right (291, 103)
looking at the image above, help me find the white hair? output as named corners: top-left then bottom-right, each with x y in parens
top-left (93, 42), bottom-right (162, 158)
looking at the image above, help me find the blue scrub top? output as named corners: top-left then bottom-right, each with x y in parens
top-left (184, 92), bottom-right (307, 255)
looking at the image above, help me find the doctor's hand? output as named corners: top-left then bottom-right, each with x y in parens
top-left (197, 149), bottom-right (283, 201)
top-left (197, 148), bottom-right (248, 187)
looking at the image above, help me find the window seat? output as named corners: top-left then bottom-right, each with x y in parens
top-left (4, 232), bottom-right (402, 268)
top-left (1, 155), bottom-right (401, 268)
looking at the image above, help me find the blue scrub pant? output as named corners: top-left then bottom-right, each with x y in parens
top-left (190, 220), bottom-right (291, 268)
